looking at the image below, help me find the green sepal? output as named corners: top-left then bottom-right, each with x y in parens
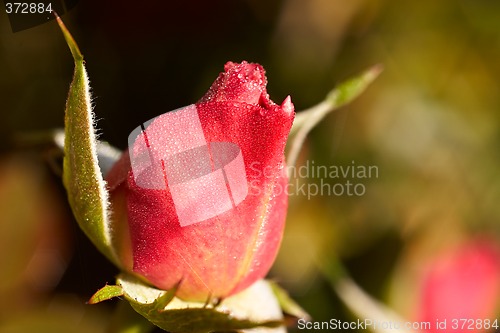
top-left (88, 285), bottom-right (124, 305)
top-left (113, 274), bottom-right (285, 333)
top-left (55, 15), bottom-right (117, 265)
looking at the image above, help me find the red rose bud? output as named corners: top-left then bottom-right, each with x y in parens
top-left (107, 61), bottom-right (294, 301)
top-left (416, 239), bottom-right (500, 333)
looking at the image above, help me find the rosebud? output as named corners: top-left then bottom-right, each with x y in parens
top-left (416, 239), bottom-right (500, 333)
top-left (106, 61), bottom-right (294, 301)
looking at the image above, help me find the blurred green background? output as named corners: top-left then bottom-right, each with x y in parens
top-left (1, 0), bottom-right (499, 332)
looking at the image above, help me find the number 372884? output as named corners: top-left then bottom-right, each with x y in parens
top-left (5, 2), bottom-right (53, 14)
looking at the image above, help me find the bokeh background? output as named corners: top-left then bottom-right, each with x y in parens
top-left (1, 0), bottom-right (499, 332)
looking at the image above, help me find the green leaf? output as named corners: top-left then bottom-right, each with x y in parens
top-left (287, 64), bottom-right (383, 169)
top-left (116, 274), bottom-right (285, 333)
top-left (88, 285), bottom-right (124, 305)
top-left (269, 281), bottom-right (310, 320)
top-left (55, 15), bottom-right (117, 265)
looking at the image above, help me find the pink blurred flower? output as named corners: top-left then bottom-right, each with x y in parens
top-left (106, 61), bottom-right (294, 301)
top-left (416, 238), bottom-right (500, 333)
